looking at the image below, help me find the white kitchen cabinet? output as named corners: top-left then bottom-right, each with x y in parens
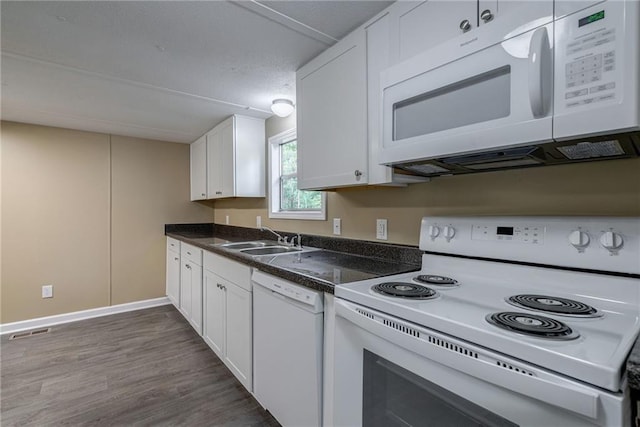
top-left (190, 135), bottom-right (207, 201)
top-left (203, 252), bottom-right (253, 391)
top-left (390, 0), bottom-right (478, 63)
top-left (205, 115), bottom-right (265, 199)
top-left (180, 243), bottom-right (203, 335)
top-left (203, 269), bottom-right (225, 356)
top-left (365, 14), bottom-right (428, 186)
top-left (297, 28), bottom-right (368, 190)
top-left (221, 277), bottom-right (252, 389)
top-left (166, 237), bottom-right (181, 308)
top-left (387, 1), bottom-right (553, 64)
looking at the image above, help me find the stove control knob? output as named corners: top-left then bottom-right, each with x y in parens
top-left (443, 226), bottom-right (456, 242)
top-left (568, 230), bottom-right (590, 250)
top-left (600, 231), bottom-right (623, 252)
top-left (428, 225), bottom-right (440, 239)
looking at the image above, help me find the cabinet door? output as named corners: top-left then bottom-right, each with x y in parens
top-left (204, 270), bottom-right (226, 358)
top-left (190, 136), bottom-right (207, 201)
top-left (297, 29), bottom-right (368, 190)
top-left (484, 1), bottom-right (553, 32)
top-left (219, 118), bottom-right (235, 198)
top-left (206, 129), bottom-right (222, 199)
top-left (166, 248), bottom-right (180, 308)
top-left (180, 261), bottom-right (193, 320)
top-left (190, 263), bottom-right (203, 335)
top-left (224, 281), bottom-right (253, 391)
top-left (391, 0), bottom-right (477, 63)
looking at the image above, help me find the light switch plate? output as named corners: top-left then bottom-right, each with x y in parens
top-left (333, 218), bottom-right (342, 235)
top-left (256, 216), bottom-right (262, 228)
top-left (376, 219), bottom-right (388, 240)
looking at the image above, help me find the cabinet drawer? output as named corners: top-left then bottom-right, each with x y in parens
top-left (181, 243), bottom-right (202, 266)
top-left (167, 237), bottom-right (181, 253)
top-left (204, 252), bottom-right (251, 291)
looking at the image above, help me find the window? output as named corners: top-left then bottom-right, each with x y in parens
top-left (268, 129), bottom-right (326, 220)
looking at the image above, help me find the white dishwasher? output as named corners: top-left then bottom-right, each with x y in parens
top-left (252, 270), bottom-right (324, 427)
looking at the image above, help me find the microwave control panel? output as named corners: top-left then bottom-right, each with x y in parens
top-left (557, 3), bottom-right (623, 111)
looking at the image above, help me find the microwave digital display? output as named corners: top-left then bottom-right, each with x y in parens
top-left (579, 10), bottom-right (605, 27)
top-left (497, 227), bottom-right (514, 236)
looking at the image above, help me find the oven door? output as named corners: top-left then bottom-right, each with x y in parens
top-left (380, 23), bottom-right (553, 166)
top-left (331, 299), bottom-right (627, 427)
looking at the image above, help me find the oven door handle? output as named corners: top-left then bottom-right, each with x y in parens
top-left (335, 299), bottom-right (600, 420)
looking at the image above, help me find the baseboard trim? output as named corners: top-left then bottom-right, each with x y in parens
top-left (0, 297), bottom-right (171, 335)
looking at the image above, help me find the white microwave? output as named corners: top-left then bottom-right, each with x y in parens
top-left (380, 0), bottom-right (640, 176)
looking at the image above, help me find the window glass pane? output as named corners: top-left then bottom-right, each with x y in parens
top-left (281, 140), bottom-right (298, 175)
top-left (280, 176), bottom-right (322, 211)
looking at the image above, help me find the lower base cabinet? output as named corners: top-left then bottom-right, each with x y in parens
top-left (180, 243), bottom-right (203, 335)
top-left (166, 238), bottom-right (181, 308)
top-left (203, 253), bottom-right (253, 391)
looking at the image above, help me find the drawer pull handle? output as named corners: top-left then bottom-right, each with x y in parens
top-left (185, 264), bottom-right (191, 270)
top-left (174, 257), bottom-right (179, 261)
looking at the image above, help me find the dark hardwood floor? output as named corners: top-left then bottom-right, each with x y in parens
top-left (0, 305), bottom-right (280, 426)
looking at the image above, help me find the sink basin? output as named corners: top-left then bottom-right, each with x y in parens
top-left (240, 246), bottom-right (302, 256)
top-left (219, 241), bottom-right (275, 250)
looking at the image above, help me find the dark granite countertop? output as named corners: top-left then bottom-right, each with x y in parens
top-left (627, 335), bottom-right (640, 390)
top-left (165, 223), bottom-right (422, 294)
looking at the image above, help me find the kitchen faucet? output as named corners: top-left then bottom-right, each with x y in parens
top-left (261, 226), bottom-right (302, 248)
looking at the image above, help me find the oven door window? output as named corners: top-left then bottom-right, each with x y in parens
top-left (363, 350), bottom-right (518, 427)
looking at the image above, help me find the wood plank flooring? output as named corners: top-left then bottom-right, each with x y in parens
top-left (1, 305), bottom-right (280, 426)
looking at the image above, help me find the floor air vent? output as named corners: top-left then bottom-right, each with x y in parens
top-left (9, 328), bottom-right (51, 340)
top-left (428, 335), bottom-right (478, 359)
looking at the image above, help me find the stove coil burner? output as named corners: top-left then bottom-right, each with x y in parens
top-left (507, 294), bottom-right (601, 318)
top-left (372, 282), bottom-right (439, 299)
top-left (413, 275), bottom-right (459, 287)
top-left (486, 312), bottom-right (579, 340)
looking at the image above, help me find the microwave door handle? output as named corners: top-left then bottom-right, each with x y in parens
top-left (528, 26), bottom-right (551, 118)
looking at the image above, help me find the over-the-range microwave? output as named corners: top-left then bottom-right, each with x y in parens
top-left (379, 0), bottom-right (640, 177)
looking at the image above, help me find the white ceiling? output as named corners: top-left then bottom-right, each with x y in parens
top-left (1, 1), bottom-right (392, 143)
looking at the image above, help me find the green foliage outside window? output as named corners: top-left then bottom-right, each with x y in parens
top-left (279, 140), bottom-right (322, 211)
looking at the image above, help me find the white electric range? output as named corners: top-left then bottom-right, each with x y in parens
top-left (332, 216), bottom-right (640, 427)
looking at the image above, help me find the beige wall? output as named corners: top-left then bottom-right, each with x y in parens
top-left (110, 135), bottom-right (212, 305)
top-left (1, 122), bottom-right (213, 323)
top-left (213, 115), bottom-right (640, 246)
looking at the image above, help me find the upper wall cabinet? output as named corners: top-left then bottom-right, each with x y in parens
top-left (297, 29), bottom-right (368, 190)
top-left (390, 0), bottom-right (480, 63)
top-left (366, 14), bottom-right (429, 186)
top-left (190, 114), bottom-right (265, 201)
top-left (388, 1), bottom-right (554, 63)
top-left (190, 135), bottom-right (207, 201)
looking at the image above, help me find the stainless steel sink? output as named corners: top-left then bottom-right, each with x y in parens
top-left (240, 246), bottom-right (302, 256)
top-left (219, 241), bottom-right (276, 250)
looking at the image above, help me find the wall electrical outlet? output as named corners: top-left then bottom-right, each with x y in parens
top-left (256, 215), bottom-right (262, 228)
top-left (333, 218), bottom-right (342, 235)
top-left (225, 215), bottom-right (230, 225)
top-left (42, 285), bottom-right (53, 299)
top-left (376, 219), bottom-right (388, 240)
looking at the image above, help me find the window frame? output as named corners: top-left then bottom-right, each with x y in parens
top-left (268, 128), bottom-right (326, 220)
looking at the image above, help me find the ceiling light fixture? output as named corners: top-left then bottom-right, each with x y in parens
top-left (271, 99), bottom-right (295, 118)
